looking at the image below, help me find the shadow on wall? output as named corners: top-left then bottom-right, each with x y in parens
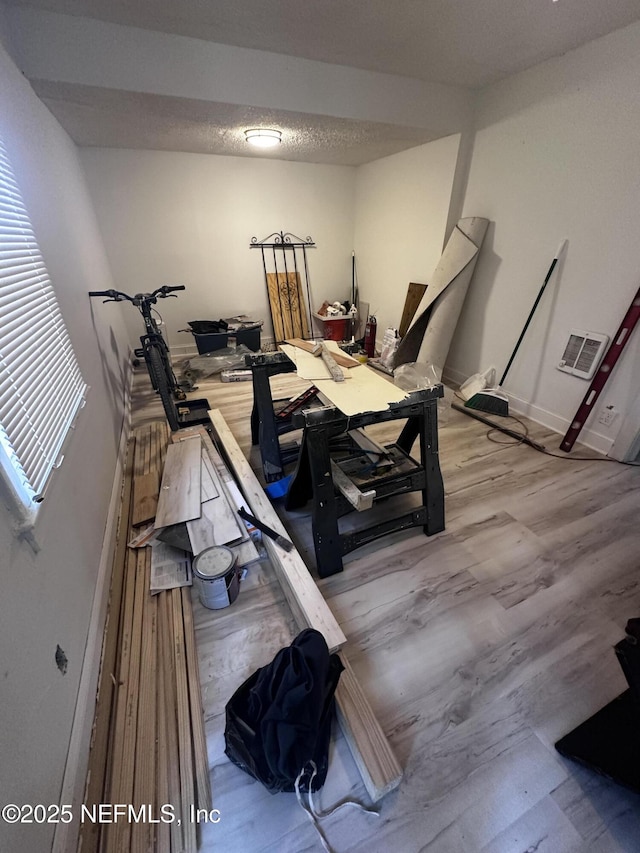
top-left (89, 300), bottom-right (130, 450)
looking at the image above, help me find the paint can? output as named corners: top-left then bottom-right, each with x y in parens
top-left (192, 545), bottom-right (239, 610)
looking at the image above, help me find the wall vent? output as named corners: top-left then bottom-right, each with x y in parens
top-left (557, 329), bottom-right (608, 380)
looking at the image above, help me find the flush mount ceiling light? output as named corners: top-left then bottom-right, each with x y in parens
top-left (244, 128), bottom-right (282, 148)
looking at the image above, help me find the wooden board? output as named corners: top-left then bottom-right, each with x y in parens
top-left (186, 492), bottom-right (245, 554)
top-left (171, 588), bottom-right (198, 852)
top-left (154, 436), bottom-right (202, 529)
top-left (181, 586), bottom-right (212, 812)
top-left (79, 437), bottom-right (135, 853)
top-left (266, 272), bottom-right (310, 341)
top-left (335, 654), bottom-right (403, 801)
top-left (398, 282), bottom-right (428, 338)
top-left (175, 426), bottom-right (260, 567)
top-left (131, 469), bottom-right (160, 527)
top-left (200, 446), bottom-right (219, 501)
top-left (285, 337), bottom-right (360, 368)
top-left (208, 409), bottom-right (346, 653)
top-left (331, 461), bottom-right (375, 511)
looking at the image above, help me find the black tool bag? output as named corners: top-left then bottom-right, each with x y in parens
top-left (224, 629), bottom-right (344, 793)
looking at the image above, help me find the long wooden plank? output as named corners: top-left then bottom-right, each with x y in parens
top-left (159, 592), bottom-right (183, 853)
top-left (171, 588), bottom-right (198, 852)
top-left (154, 436), bottom-right (202, 529)
top-left (334, 655), bottom-right (403, 801)
top-left (208, 410), bottom-right (403, 802)
top-left (208, 409), bottom-right (345, 653)
top-left (155, 637), bottom-right (171, 853)
top-left (80, 437), bottom-right (135, 853)
top-left (131, 550), bottom-right (157, 853)
top-left (182, 587), bottom-right (212, 811)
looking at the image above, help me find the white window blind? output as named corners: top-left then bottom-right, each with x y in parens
top-left (0, 136), bottom-right (87, 509)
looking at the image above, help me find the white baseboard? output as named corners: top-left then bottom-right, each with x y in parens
top-left (443, 365), bottom-right (614, 455)
top-left (52, 358), bottom-right (134, 853)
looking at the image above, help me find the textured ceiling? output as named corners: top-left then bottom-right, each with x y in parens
top-left (30, 80), bottom-right (439, 166)
top-left (8, 0), bottom-right (640, 164)
top-left (8, 0), bottom-right (640, 88)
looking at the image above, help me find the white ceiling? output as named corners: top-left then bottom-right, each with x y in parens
top-left (7, 0), bottom-right (640, 164)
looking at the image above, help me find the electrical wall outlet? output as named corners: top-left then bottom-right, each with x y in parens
top-left (598, 404), bottom-right (619, 427)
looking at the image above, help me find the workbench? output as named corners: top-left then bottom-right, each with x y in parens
top-left (246, 351), bottom-right (445, 577)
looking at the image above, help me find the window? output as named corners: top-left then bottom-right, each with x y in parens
top-left (0, 136), bottom-right (87, 523)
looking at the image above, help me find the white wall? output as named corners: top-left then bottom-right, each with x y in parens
top-left (0, 40), bottom-right (129, 853)
top-left (448, 21), bottom-right (640, 451)
top-left (79, 149), bottom-right (357, 351)
top-left (353, 136), bottom-right (461, 344)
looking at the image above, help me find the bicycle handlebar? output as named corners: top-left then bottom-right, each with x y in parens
top-left (88, 285), bottom-right (186, 302)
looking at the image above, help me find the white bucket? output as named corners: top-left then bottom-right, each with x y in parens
top-left (192, 545), bottom-right (239, 610)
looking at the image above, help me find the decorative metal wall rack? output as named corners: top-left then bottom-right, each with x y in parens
top-left (250, 231), bottom-right (315, 342)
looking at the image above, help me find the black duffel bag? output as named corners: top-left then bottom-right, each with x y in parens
top-left (224, 629), bottom-right (344, 793)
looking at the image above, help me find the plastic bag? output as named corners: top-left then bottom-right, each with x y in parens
top-left (180, 344), bottom-right (254, 385)
top-left (458, 366), bottom-right (496, 401)
top-left (393, 362), bottom-right (452, 424)
top-left (379, 327), bottom-right (400, 369)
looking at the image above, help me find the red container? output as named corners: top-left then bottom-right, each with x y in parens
top-left (322, 317), bottom-right (348, 341)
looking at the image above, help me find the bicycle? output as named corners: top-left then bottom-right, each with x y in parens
top-left (89, 285), bottom-right (187, 431)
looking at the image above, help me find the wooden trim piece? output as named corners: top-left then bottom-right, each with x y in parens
top-left (330, 461), bottom-right (375, 511)
top-left (154, 436), bottom-right (202, 529)
top-left (131, 549), bottom-right (157, 853)
top-left (171, 588), bottom-right (198, 852)
top-left (159, 592), bottom-right (183, 853)
top-left (335, 654), bottom-right (403, 802)
top-left (79, 436), bottom-right (135, 853)
top-left (181, 586), bottom-right (212, 811)
top-left (208, 408), bottom-right (345, 652)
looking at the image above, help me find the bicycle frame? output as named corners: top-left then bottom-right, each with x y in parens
top-left (89, 285), bottom-right (186, 429)
top-left (135, 298), bottom-right (182, 397)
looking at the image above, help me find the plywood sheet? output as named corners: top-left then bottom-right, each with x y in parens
top-left (314, 364), bottom-right (408, 415)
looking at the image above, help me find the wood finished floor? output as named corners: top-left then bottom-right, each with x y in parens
top-left (132, 366), bottom-right (640, 853)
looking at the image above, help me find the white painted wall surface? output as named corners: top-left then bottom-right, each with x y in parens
top-left (0, 41), bottom-right (129, 853)
top-left (79, 149), bottom-right (356, 351)
top-left (353, 136), bottom-right (461, 348)
top-left (448, 22), bottom-right (640, 451)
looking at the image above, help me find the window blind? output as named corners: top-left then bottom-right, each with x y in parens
top-left (0, 137), bottom-right (87, 505)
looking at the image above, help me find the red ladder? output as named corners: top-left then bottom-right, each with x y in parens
top-left (560, 284), bottom-right (640, 452)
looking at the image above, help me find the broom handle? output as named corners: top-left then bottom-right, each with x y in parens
top-left (499, 240), bottom-right (567, 387)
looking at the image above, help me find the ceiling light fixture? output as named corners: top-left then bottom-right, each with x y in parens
top-left (244, 128), bottom-right (282, 148)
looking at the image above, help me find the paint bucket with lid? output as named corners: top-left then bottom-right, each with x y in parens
top-left (192, 545), bottom-right (239, 610)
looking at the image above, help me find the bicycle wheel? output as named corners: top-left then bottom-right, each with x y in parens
top-left (147, 344), bottom-right (181, 431)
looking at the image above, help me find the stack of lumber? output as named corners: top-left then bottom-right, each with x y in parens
top-left (81, 423), bottom-right (211, 853)
top-left (166, 425), bottom-right (260, 568)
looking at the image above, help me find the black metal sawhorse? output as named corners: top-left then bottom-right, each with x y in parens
top-left (248, 352), bottom-right (298, 482)
top-left (286, 387), bottom-right (445, 577)
top-left (246, 352), bottom-right (445, 577)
